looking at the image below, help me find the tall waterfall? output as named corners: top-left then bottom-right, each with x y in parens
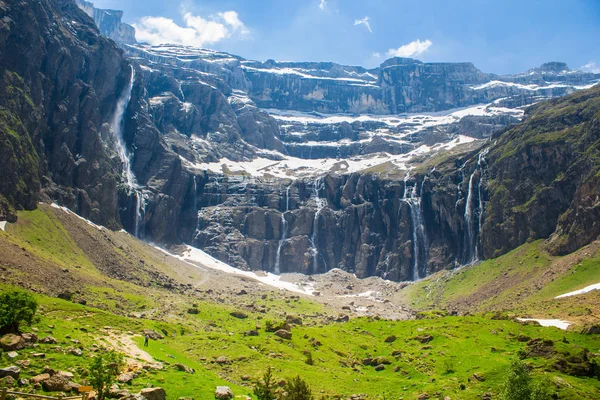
top-left (311, 178), bottom-right (327, 272)
top-left (274, 184), bottom-right (291, 274)
top-left (402, 173), bottom-right (428, 281)
top-left (462, 148), bottom-right (490, 264)
top-left (110, 65), bottom-right (145, 238)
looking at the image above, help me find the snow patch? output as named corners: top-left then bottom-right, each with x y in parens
top-left (154, 245), bottom-right (315, 296)
top-left (50, 203), bottom-right (105, 231)
top-left (0, 221), bottom-right (7, 231)
top-left (555, 283), bottom-right (600, 299)
top-left (517, 318), bottom-right (571, 330)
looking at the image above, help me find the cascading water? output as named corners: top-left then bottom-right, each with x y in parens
top-left (274, 184), bottom-right (291, 274)
top-left (402, 173), bottom-right (428, 281)
top-left (110, 65), bottom-right (145, 238)
top-left (462, 148), bottom-right (490, 264)
top-left (311, 178), bottom-right (327, 272)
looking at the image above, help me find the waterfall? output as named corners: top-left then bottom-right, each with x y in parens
top-left (134, 190), bottom-right (146, 239)
top-left (311, 178), bottom-right (327, 272)
top-left (402, 173), bottom-right (428, 281)
top-left (111, 65), bottom-right (136, 189)
top-left (192, 176), bottom-right (198, 210)
top-left (464, 169), bottom-right (477, 263)
top-left (110, 65), bottom-right (146, 238)
top-left (274, 184), bottom-right (291, 274)
top-left (462, 148), bottom-right (490, 264)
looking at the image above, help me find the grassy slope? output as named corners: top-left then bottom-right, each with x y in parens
top-left (400, 240), bottom-right (600, 324)
top-left (1, 207), bottom-right (600, 399)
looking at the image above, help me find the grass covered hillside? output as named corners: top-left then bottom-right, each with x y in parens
top-left (0, 205), bottom-right (599, 399)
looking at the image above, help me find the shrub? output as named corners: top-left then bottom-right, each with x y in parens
top-left (88, 350), bottom-right (124, 400)
top-left (0, 289), bottom-right (37, 333)
top-left (500, 359), bottom-right (532, 400)
top-left (500, 359), bottom-right (554, 400)
top-left (283, 375), bottom-right (313, 400)
top-left (254, 366), bottom-right (276, 400)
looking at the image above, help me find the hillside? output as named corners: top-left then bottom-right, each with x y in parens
top-left (1, 204), bottom-right (600, 399)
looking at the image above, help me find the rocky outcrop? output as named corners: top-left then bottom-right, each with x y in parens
top-left (481, 86), bottom-right (600, 258)
top-left (75, 0), bottom-right (136, 44)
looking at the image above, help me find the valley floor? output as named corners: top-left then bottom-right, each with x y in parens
top-left (0, 205), bottom-right (599, 399)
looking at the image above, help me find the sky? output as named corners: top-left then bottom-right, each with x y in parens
top-left (91, 0), bottom-right (600, 74)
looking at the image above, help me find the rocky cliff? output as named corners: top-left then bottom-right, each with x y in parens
top-left (1, 0), bottom-right (599, 283)
top-left (75, 0), bottom-right (136, 45)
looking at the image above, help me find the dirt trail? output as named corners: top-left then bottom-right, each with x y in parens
top-left (102, 331), bottom-right (154, 363)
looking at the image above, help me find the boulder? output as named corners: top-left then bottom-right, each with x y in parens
top-left (140, 387), bottom-right (166, 400)
top-left (7, 351), bottom-right (18, 359)
top-left (215, 356), bottom-right (228, 365)
top-left (229, 312), bottom-right (248, 319)
top-left (581, 325), bottom-right (600, 335)
top-left (31, 373), bottom-right (51, 384)
top-left (274, 330), bottom-right (292, 340)
top-left (42, 375), bottom-right (73, 392)
top-left (118, 373), bottom-right (134, 384)
top-left (384, 335), bottom-right (397, 343)
top-left (173, 364), bottom-right (194, 374)
top-left (374, 364), bottom-right (385, 371)
top-left (21, 333), bottom-right (38, 344)
top-left (69, 348), bottom-right (83, 356)
top-left (142, 330), bottom-right (164, 340)
top-left (0, 366), bottom-right (20, 379)
top-left (40, 336), bottom-right (58, 344)
top-left (18, 378), bottom-right (29, 386)
top-left (56, 371), bottom-right (74, 379)
top-left (0, 334), bottom-right (25, 351)
top-left (214, 386), bottom-right (234, 400)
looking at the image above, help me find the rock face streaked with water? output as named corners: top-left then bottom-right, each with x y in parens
top-left (1, 0), bottom-right (600, 282)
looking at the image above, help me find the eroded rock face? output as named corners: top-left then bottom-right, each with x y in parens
top-left (190, 168), bottom-right (483, 281)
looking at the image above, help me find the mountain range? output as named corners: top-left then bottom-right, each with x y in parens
top-left (0, 0), bottom-right (599, 282)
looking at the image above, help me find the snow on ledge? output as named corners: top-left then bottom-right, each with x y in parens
top-left (153, 245), bottom-right (315, 296)
top-left (0, 221), bottom-right (7, 231)
top-left (555, 283), bottom-right (600, 299)
top-left (50, 203), bottom-right (105, 231)
top-left (517, 318), bottom-right (571, 330)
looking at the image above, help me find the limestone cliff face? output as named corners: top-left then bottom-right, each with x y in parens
top-left (0, 0), bottom-right (128, 226)
top-left (1, 0), bottom-right (599, 283)
top-left (481, 86), bottom-right (600, 258)
top-left (75, 0), bottom-right (136, 44)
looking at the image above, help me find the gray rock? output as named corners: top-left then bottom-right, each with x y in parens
top-left (7, 351), bottom-right (18, 359)
top-left (0, 334), bottom-right (25, 351)
top-left (173, 364), bottom-right (194, 374)
top-left (42, 375), bottom-right (72, 392)
top-left (140, 387), bottom-right (166, 400)
top-left (40, 336), bottom-right (58, 344)
top-left (274, 330), bottom-right (292, 340)
top-left (117, 373), bottom-right (134, 384)
top-left (0, 366), bottom-right (20, 379)
top-left (214, 386), bottom-right (234, 400)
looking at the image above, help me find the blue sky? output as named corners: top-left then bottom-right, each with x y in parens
top-left (92, 0), bottom-right (600, 74)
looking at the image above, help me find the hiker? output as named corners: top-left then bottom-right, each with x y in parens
top-left (144, 334), bottom-right (149, 347)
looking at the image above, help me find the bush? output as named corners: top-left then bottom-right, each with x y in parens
top-left (283, 375), bottom-right (313, 400)
top-left (500, 359), bottom-right (554, 400)
top-left (254, 366), bottom-right (276, 400)
top-left (88, 350), bottom-right (124, 400)
top-left (0, 289), bottom-right (37, 333)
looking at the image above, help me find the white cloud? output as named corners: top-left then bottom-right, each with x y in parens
top-left (354, 16), bottom-right (372, 33)
top-left (319, 0), bottom-right (327, 10)
top-left (581, 61), bottom-right (600, 73)
top-left (134, 10), bottom-right (249, 47)
top-left (372, 52), bottom-right (381, 59)
top-left (387, 39), bottom-right (432, 58)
